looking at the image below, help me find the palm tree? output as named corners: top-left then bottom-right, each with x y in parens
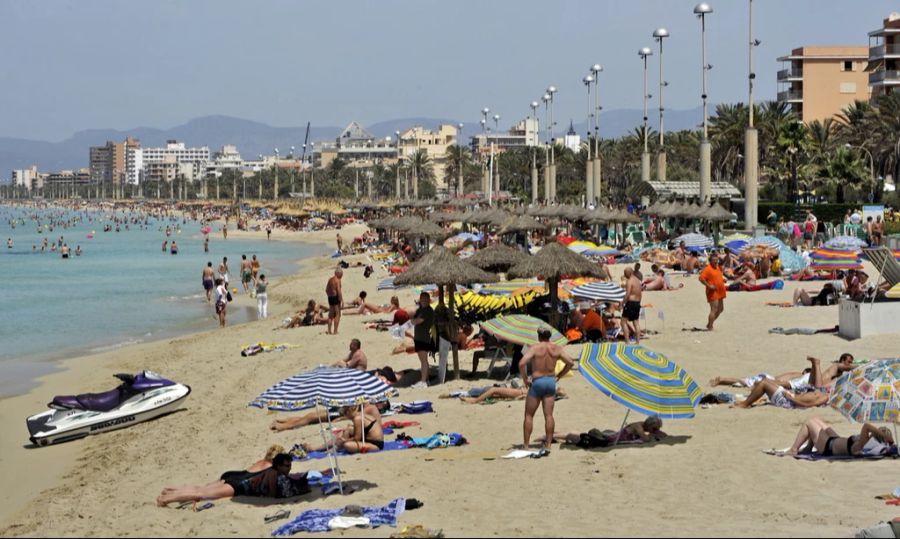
top-left (807, 118), bottom-right (838, 166)
top-left (709, 103), bottom-right (748, 183)
top-left (816, 146), bottom-right (869, 203)
top-left (444, 144), bottom-right (472, 197)
top-left (404, 149), bottom-right (433, 199)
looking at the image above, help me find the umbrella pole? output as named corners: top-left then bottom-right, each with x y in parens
top-left (322, 405), bottom-right (344, 495)
top-left (612, 409), bottom-right (631, 447)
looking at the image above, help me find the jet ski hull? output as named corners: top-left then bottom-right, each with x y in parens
top-left (27, 383), bottom-right (191, 446)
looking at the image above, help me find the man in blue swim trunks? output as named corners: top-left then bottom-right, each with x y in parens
top-left (518, 328), bottom-right (575, 456)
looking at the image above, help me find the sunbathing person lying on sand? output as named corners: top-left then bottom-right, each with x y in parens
top-left (778, 417), bottom-right (896, 457)
top-left (161, 444), bottom-right (285, 491)
top-left (710, 354), bottom-right (854, 390)
top-left (732, 379), bottom-right (829, 409)
top-left (642, 269), bottom-right (683, 291)
top-left (540, 417), bottom-right (667, 447)
top-left (157, 453), bottom-right (312, 507)
top-left (300, 404), bottom-right (384, 453)
top-left (270, 379), bottom-right (394, 431)
top-left (793, 283), bottom-right (837, 306)
top-left (282, 300), bottom-right (328, 328)
top-left (453, 383), bottom-right (566, 404)
top-left (343, 291), bottom-right (383, 315)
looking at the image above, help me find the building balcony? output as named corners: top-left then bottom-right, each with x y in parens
top-left (869, 70), bottom-right (900, 85)
top-left (777, 68), bottom-right (803, 81)
top-left (777, 90), bottom-right (803, 103)
top-left (869, 44), bottom-right (900, 60)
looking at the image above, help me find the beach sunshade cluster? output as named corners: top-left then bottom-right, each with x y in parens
top-left (466, 244), bottom-right (530, 272)
top-left (579, 343), bottom-right (702, 419)
top-left (394, 246), bottom-right (499, 287)
top-left (249, 367), bottom-right (398, 411)
top-left (479, 314), bottom-right (567, 346)
top-left (570, 281), bottom-right (626, 303)
top-left (508, 242), bottom-right (605, 281)
top-left (828, 358), bottom-right (899, 424)
top-left (809, 246), bottom-right (863, 271)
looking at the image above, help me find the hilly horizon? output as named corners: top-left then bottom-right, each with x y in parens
top-left (1, 107), bottom-right (705, 179)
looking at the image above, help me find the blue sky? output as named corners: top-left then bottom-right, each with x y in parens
top-left (0, 0), bottom-right (894, 141)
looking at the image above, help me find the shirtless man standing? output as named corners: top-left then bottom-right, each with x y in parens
top-left (332, 339), bottom-right (368, 371)
top-left (519, 328), bottom-right (575, 455)
top-left (325, 269), bottom-right (344, 335)
top-left (621, 267), bottom-right (643, 344)
top-left (240, 255), bottom-right (253, 293)
top-left (219, 257), bottom-right (230, 289)
top-left (202, 262), bottom-right (216, 302)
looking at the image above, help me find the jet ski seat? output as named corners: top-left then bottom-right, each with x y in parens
top-left (51, 389), bottom-right (123, 412)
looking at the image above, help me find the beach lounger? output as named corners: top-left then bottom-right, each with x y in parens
top-left (863, 247), bottom-right (900, 289)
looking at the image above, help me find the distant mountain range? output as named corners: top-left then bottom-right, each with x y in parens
top-left (0, 107), bottom-right (704, 178)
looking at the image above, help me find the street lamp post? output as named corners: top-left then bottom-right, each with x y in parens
top-left (457, 123), bottom-right (465, 197)
top-left (695, 3), bottom-right (713, 203)
top-left (394, 131), bottom-right (401, 199)
top-left (273, 148), bottom-right (279, 200)
top-left (591, 64), bottom-right (603, 203)
top-left (542, 94), bottom-right (551, 202)
top-left (584, 74), bottom-right (594, 204)
top-left (744, 0), bottom-right (761, 230)
top-left (481, 108), bottom-right (490, 195)
top-left (258, 154), bottom-right (263, 199)
top-left (492, 114), bottom-right (500, 195)
top-left (547, 85), bottom-right (558, 200)
top-left (530, 101), bottom-right (540, 203)
top-left (309, 142), bottom-right (316, 198)
top-left (290, 146), bottom-right (296, 195)
top-left (639, 48), bottom-right (653, 184)
top-left (653, 27), bottom-right (670, 182)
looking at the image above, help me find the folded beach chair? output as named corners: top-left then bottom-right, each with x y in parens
top-left (863, 247), bottom-right (900, 290)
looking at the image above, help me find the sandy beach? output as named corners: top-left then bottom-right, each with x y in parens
top-left (1, 223), bottom-right (897, 538)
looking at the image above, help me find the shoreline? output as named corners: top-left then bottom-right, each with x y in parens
top-left (0, 223), bottom-right (362, 528)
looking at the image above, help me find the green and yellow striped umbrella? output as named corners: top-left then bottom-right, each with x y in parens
top-left (579, 343), bottom-right (702, 419)
top-left (479, 314), bottom-right (567, 346)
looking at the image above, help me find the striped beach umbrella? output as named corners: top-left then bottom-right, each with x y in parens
top-left (584, 245), bottom-right (622, 257)
top-left (778, 246), bottom-right (806, 273)
top-left (886, 283), bottom-right (900, 299)
top-left (724, 239), bottom-right (749, 253)
top-left (825, 235), bottom-right (868, 249)
top-left (478, 279), bottom-right (545, 296)
top-left (674, 233), bottom-right (714, 251)
top-left (567, 240), bottom-right (598, 254)
top-left (479, 314), bottom-right (568, 346)
top-left (249, 367), bottom-right (398, 412)
top-left (828, 358), bottom-right (900, 424)
top-left (579, 343), bottom-right (702, 420)
top-left (744, 236), bottom-right (786, 250)
top-left (719, 233), bottom-right (751, 246)
top-left (377, 277), bottom-right (399, 290)
top-left (809, 246), bottom-right (863, 271)
top-left (570, 281), bottom-right (627, 303)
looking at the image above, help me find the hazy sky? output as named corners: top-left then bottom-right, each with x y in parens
top-left (1, 0), bottom-right (894, 141)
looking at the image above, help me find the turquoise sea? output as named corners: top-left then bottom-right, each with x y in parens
top-left (0, 204), bottom-right (326, 397)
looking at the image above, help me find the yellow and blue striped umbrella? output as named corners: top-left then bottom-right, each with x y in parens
top-left (480, 314), bottom-right (568, 346)
top-left (579, 343), bottom-right (702, 419)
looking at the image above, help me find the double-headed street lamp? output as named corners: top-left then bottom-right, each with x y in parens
top-left (457, 123), bottom-right (464, 197)
top-left (695, 3), bottom-right (713, 202)
top-left (530, 101), bottom-right (540, 202)
top-left (590, 64), bottom-right (603, 203)
top-left (639, 47), bottom-right (653, 184)
top-left (273, 148), bottom-right (279, 200)
top-left (744, 0), bottom-right (762, 229)
top-left (653, 27), bottom-right (669, 182)
top-left (542, 93), bottom-right (552, 201)
top-left (547, 85), bottom-right (558, 200)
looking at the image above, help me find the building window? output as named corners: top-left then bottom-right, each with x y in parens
top-left (840, 82), bottom-right (857, 94)
top-left (842, 61), bottom-right (853, 72)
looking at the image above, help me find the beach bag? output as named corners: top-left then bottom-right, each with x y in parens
top-left (401, 401), bottom-right (433, 414)
top-left (226, 290), bottom-right (233, 302)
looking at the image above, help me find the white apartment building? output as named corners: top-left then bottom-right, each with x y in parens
top-left (11, 166), bottom-right (40, 191)
top-left (563, 121), bottom-right (581, 153)
top-left (470, 117), bottom-right (540, 156)
top-left (135, 140), bottom-right (210, 183)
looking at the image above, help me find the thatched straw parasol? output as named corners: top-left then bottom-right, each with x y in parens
top-left (429, 211), bottom-right (461, 223)
top-left (394, 246), bottom-right (498, 287)
top-left (463, 209), bottom-right (497, 225)
top-left (466, 244), bottom-right (531, 273)
top-left (508, 241), bottom-right (605, 326)
top-left (403, 221), bottom-right (451, 242)
top-left (702, 203), bottom-right (733, 222)
top-left (584, 208), bottom-right (611, 225)
top-left (500, 215), bottom-right (549, 235)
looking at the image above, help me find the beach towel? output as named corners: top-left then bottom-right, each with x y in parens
top-left (291, 440), bottom-right (412, 461)
top-left (765, 301), bottom-right (795, 308)
top-left (728, 280), bottom-right (784, 292)
top-left (501, 449), bottom-right (539, 459)
top-left (272, 497), bottom-right (405, 535)
top-left (397, 401), bottom-right (434, 414)
top-left (397, 432), bottom-right (467, 449)
top-left (793, 453), bottom-right (888, 462)
top-left (768, 326), bottom-right (839, 335)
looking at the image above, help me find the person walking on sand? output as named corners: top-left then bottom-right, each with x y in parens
top-left (410, 292), bottom-right (435, 389)
top-left (325, 269), bottom-right (344, 335)
top-left (251, 255), bottom-right (261, 288)
top-left (202, 262), bottom-right (215, 303)
top-left (699, 252), bottom-right (726, 331)
top-left (336, 233), bottom-right (344, 254)
top-left (214, 278), bottom-right (229, 327)
top-left (256, 274), bottom-right (268, 319)
top-left (519, 328), bottom-right (575, 456)
top-left (621, 267), bottom-right (643, 344)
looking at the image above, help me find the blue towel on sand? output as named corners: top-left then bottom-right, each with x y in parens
top-left (272, 497), bottom-right (405, 535)
top-left (293, 440), bottom-right (412, 461)
top-left (794, 453), bottom-right (886, 461)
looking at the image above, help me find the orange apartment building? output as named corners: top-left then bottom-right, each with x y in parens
top-left (777, 46), bottom-right (870, 123)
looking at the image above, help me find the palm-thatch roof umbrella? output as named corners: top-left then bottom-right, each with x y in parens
top-left (702, 203), bottom-right (733, 222)
top-left (429, 211), bottom-right (460, 223)
top-left (467, 243), bottom-right (531, 273)
top-left (403, 221), bottom-right (451, 248)
top-left (508, 241), bottom-right (605, 327)
top-left (585, 208), bottom-right (612, 225)
top-left (500, 215), bottom-right (549, 235)
top-left (394, 246), bottom-right (499, 379)
top-left (463, 209), bottom-right (497, 226)
top-left (526, 205), bottom-right (544, 216)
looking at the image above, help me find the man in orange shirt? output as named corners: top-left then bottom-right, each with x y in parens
top-left (579, 303), bottom-right (605, 342)
top-left (699, 253), bottom-right (727, 331)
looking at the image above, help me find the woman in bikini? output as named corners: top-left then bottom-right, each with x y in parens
top-left (301, 404), bottom-right (384, 453)
top-left (782, 417), bottom-right (895, 457)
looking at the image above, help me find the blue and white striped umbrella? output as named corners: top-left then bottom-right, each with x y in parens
top-left (249, 367), bottom-right (398, 411)
top-left (778, 246), bottom-right (806, 272)
top-left (674, 233), bottom-right (714, 251)
top-left (826, 235), bottom-right (868, 249)
top-left (570, 281), bottom-right (627, 303)
top-left (377, 277), bottom-right (399, 290)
